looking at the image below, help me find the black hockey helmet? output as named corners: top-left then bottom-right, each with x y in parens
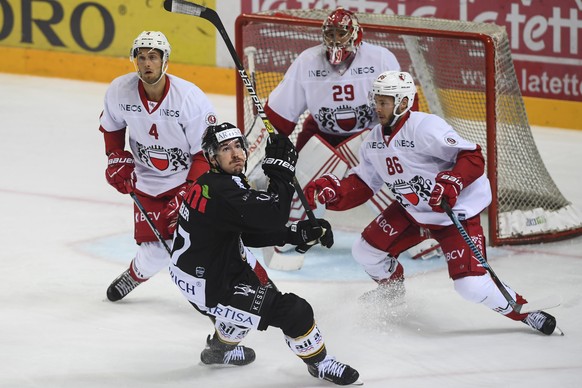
top-left (201, 122), bottom-right (249, 163)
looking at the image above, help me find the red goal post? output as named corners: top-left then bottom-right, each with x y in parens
top-left (234, 9), bottom-right (582, 246)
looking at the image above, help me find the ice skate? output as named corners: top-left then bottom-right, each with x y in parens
top-left (200, 335), bottom-right (256, 366)
top-left (522, 311), bottom-right (557, 335)
top-left (106, 268), bottom-right (142, 302)
top-left (359, 261), bottom-right (406, 305)
top-left (359, 278), bottom-right (406, 307)
top-left (307, 355), bottom-right (362, 385)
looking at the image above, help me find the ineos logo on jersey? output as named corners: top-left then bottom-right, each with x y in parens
top-left (350, 66), bottom-right (375, 75)
top-left (394, 139), bottom-right (415, 148)
top-left (119, 104), bottom-right (142, 112)
top-left (366, 141), bottom-right (386, 149)
top-left (308, 69), bottom-right (330, 77)
top-left (159, 108), bottom-right (180, 117)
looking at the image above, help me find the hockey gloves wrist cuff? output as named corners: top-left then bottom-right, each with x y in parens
top-left (286, 219), bottom-right (334, 250)
top-left (303, 173), bottom-right (341, 209)
top-left (106, 149), bottom-right (136, 194)
top-left (261, 134), bottom-right (298, 182)
top-left (429, 171), bottom-right (464, 212)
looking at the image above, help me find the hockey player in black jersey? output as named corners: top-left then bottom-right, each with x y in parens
top-left (169, 122), bottom-right (361, 385)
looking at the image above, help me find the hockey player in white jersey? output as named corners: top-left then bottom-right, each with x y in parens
top-left (100, 31), bottom-right (271, 302)
top-left (304, 71), bottom-right (558, 335)
top-left (264, 7), bottom-right (400, 151)
top-left (258, 8), bottom-right (440, 266)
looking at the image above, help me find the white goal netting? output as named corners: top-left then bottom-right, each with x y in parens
top-left (235, 10), bottom-right (582, 246)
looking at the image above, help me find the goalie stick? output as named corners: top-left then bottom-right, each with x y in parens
top-left (441, 201), bottom-right (561, 314)
top-left (130, 192), bottom-right (172, 255)
top-left (164, 0), bottom-right (319, 254)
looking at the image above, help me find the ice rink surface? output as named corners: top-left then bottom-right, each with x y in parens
top-left (1, 74), bottom-right (581, 387)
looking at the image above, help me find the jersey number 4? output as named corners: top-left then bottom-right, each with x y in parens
top-left (149, 124), bottom-right (159, 140)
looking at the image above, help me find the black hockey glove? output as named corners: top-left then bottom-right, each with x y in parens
top-left (262, 134), bottom-right (298, 182)
top-left (287, 219), bottom-right (334, 253)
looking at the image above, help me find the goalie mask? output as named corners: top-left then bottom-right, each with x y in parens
top-left (322, 7), bottom-right (363, 66)
top-left (202, 122), bottom-right (249, 171)
top-left (370, 71), bottom-right (416, 121)
top-left (130, 31), bottom-right (171, 85)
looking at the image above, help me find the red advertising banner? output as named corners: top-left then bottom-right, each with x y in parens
top-left (241, 0), bottom-right (582, 102)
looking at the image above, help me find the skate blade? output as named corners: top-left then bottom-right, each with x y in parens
top-left (517, 294), bottom-right (562, 314)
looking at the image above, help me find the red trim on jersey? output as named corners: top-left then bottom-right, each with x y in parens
top-left (138, 75), bottom-right (171, 114)
top-left (264, 101), bottom-right (296, 136)
top-left (452, 145), bottom-right (485, 187)
top-left (187, 151), bottom-right (210, 182)
top-left (327, 173), bottom-right (374, 211)
top-left (101, 126), bottom-right (126, 155)
top-left (383, 111), bottom-right (411, 143)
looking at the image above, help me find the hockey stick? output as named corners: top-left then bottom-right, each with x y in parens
top-left (129, 192), bottom-right (172, 255)
top-left (243, 46), bottom-right (259, 136)
top-left (163, 0), bottom-right (320, 250)
top-left (441, 201), bottom-right (560, 314)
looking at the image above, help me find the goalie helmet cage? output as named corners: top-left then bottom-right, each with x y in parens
top-left (234, 10), bottom-right (582, 246)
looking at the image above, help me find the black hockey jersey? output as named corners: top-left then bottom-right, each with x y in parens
top-left (170, 170), bottom-right (294, 308)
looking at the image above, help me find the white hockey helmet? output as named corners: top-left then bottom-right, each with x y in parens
top-left (371, 71), bottom-right (416, 119)
top-left (130, 31), bottom-right (171, 83)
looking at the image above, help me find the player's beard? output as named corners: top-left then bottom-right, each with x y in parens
top-left (230, 159), bottom-right (246, 175)
top-left (139, 68), bottom-right (163, 85)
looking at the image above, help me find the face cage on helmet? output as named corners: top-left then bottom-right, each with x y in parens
top-left (322, 11), bottom-right (360, 65)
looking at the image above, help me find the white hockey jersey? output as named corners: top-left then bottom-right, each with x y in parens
top-left (351, 112), bottom-right (492, 226)
top-left (267, 42), bottom-right (400, 135)
top-left (100, 73), bottom-right (217, 196)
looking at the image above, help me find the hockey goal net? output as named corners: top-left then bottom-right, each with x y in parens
top-left (234, 10), bottom-right (582, 246)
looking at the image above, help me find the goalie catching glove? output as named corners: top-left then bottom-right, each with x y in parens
top-left (261, 134), bottom-right (298, 182)
top-left (287, 219), bottom-right (334, 253)
top-left (429, 171), bottom-right (464, 212)
top-left (106, 149), bottom-right (136, 194)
